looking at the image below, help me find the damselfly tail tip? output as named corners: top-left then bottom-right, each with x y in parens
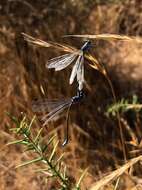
top-left (69, 78), bottom-right (73, 85)
top-left (62, 139), bottom-right (68, 147)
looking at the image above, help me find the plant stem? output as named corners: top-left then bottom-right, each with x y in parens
top-left (24, 131), bottom-right (69, 188)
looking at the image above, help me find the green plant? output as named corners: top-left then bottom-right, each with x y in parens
top-left (106, 95), bottom-right (142, 117)
top-left (7, 114), bottom-right (87, 190)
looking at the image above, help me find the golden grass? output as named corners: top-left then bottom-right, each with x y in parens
top-left (65, 34), bottom-right (142, 43)
top-left (90, 155), bottom-right (142, 190)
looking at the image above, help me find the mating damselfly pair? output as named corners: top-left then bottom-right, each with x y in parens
top-left (22, 33), bottom-right (95, 145)
top-left (22, 32), bottom-right (140, 146)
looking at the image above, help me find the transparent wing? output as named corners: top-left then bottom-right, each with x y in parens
top-left (77, 59), bottom-right (84, 90)
top-left (32, 98), bottom-right (71, 113)
top-left (46, 53), bottom-right (78, 71)
top-left (41, 101), bottom-right (72, 126)
top-left (22, 33), bottom-right (77, 52)
top-left (69, 52), bottom-right (84, 85)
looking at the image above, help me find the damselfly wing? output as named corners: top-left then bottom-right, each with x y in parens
top-left (32, 98), bottom-right (72, 125)
top-left (32, 90), bottom-right (84, 146)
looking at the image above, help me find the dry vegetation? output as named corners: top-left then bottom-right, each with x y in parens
top-left (0, 0), bottom-right (142, 189)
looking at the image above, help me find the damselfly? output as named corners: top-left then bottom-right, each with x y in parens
top-left (32, 90), bottom-right (84, 146)
top-left (22, 33), bottom-right (100, 90)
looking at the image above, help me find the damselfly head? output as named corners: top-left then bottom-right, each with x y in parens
top-left (72, 90), bottom-right (84, 103)
top-left (77, 90), bottom-right (84, 99)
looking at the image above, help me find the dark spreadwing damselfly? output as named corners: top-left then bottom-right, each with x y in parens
top-left (32, 90), bottom-right (84, 146)
top-left (22, 33), bottom-right (97, 90)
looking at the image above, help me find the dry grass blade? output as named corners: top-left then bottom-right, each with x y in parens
top-left (22, 33), bottom-right (76, 52)
top-left (85, 53), bottom-right (106, 75)
top-left (89, 155), bottom-right (142, 190)
top-left (22, 32), bottom-right (51, 47)
top-left (65, 34), bottom-right (142, 43)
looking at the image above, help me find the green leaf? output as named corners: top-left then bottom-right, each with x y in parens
top-left (7, 139), bottom-right (24, 145)
top-left (34, 168), bottom-right (53, 177)
top-left (27, 115), bottom-right (36, 132)
top-left (47, 134), bottom-right (57, 146)
top-left (49, 141), bottom-right (59, 162)
top-left (41, 144), bottom-right (48, 153)
top-left (63, 164), bottom-right (67, 179)
top-left (35, 167), bottom-right (50, 172)
top-left (24, 144), bottom-right (35, 152)
top-left (17, 116), bottom-right (27, 133)
top-left (55, 153), bottom-right (65, 167)
top-left (15, 157), bottom-right (42, 168)
top-left (76, 167), bottom-right (88, 188)
top-left (34, 127), bottom-right (43, 143)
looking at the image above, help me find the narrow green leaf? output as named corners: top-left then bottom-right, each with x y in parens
top-left (35, 167), bottom-right (50, 173)
top-left (27, 115), bottom-right (36, 132)
top-left (41, 144), bottom-right (48, 153)
top-left (56, 154), bottom-right (65, 165)
top-left (19, 140), bottom-right (29, 145)
top-left (24, 147), bottom-right (35, 152)
top-left (24, 144), bottom-right (35, 152)
top-left (9, 128), bottom-right (19, 132)
top-left (63, 164), bottom-right (67, 179)
top-left (34, 168), bottom-right (53, 176)
top-left (17, 116), bottom-right (27, 133)
top-left (49, 141), bottom-right (59, 162)
top-left (34, 127), bottom-right (43, 143)
top-left (7, 139), bottom-right (24, 145)
top-left (76, 167), bottom-right (89, 188)
top-left (47, 134), bottom-right (57, 146)
top-left (15, 157), bottom-right (42, 168)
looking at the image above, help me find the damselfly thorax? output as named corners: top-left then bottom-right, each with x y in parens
top-left (32, 90), bottom-right (84, 146)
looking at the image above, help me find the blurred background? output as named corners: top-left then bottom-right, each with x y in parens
top-left (0, 0), bottom-right (142, 189)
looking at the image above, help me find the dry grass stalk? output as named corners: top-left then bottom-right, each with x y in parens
top-left (89, 155), bottom-right (142, 190)
top-left (65, 34), bottom-right (142, 43)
